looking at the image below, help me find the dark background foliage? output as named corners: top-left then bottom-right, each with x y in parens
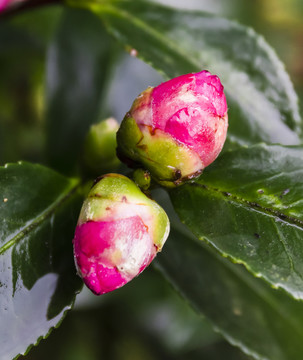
top-left (0, 1), bottom-right (302, 359)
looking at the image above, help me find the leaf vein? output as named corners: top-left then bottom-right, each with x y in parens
top-left (0, 181), bottom-right (79, 255)
top-left (190, 182), bottom-right (303, 228)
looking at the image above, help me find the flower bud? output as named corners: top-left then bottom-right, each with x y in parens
top-left (73, 174), bottom-right (170, 295)
top-left (0, 0), bottom-right (9, 11)
top-left (82, 118), bottom-right (120, 175)
top-left (0, 0), bottom-right (24, 12)
top-left (117, 70), bottom-right (228, 187)
top-left (133, 168), bottom-right (151, 192)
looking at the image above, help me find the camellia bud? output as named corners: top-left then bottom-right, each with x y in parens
top-left (73, 174), bottom-right (170, 295)
top-left (82, 118), bottom-right (120, 175)
top-left (132, 168), bottom-right (151, 192)
top-left (0, 0), bottom-right (9, 11)
top-left (0, 0), bottom-right (24, 12)
top-left (117, 70), bottom-right (228, 187)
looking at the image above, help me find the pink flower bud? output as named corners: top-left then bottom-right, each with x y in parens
top-left (73, 174), bottom-right (170, 295)
top-left (117, 70), bottom-right (228, 187)
top-left (0, 0), bottom-right (24, 12)
top-left (0, 0), bottom-right (10, 11)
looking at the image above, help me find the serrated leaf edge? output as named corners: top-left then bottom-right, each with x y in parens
top-left (157, 224), bottom-right (303, 360)
top-left (171, 178), bottom-right (303, 301)
top-left (0, 162), bottom-right (80, 255)
top-left (72, 0), bottom-right (302, 137)
top-left (13, 286), bottom-right (83, 360)
top-left (0, 161), bottom-right (83, 360)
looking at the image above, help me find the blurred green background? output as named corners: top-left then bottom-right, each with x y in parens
top-left (1, 0), bottom-right (302, 359)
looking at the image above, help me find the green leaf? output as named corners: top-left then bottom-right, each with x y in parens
top-left (0, 162), bottom-right (83, 360)
top-left (46, 7), bottom-right (117, 175)
top-left (156, 227), bottom-right (303, 360)
top-left (170, 144), bottom-right (303, 300)
top-left (67, 0), bottom-right (302, 145)
top-left (21, 266), bottom-right (249, 360)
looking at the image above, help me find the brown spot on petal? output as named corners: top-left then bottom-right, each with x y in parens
top-left (174, 169), bottom-right (182, 180)
top-left (90, 193), bottom-right (102, 198)
top-left (173, 169), bottom-right (203, 186)
top-left (92, 176), bottom-right (105, 187)
top-left (146, 125), bottom-right (156, 136)
top-left (137, 144), bottom-right (148, 151)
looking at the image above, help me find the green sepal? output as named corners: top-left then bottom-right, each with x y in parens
top-left (82, 118), bottom-right (120, 175)
top-left (133, 169), bottom-right (151, 191)
top-left (78, 174), bottom-right (170, 249)
top-left (117, 116), bottom-right (203, 187)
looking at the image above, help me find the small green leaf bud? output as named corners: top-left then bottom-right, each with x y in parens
top-left (133, 169), bottom-right (151, 191)
top-left (83, 118), bottom-right (120, 175)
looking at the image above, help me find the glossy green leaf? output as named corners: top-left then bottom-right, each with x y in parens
top-left (46, 7), bottom-right (117, 175)
top-left (68, 0), bottom-right (302, 145)
top-left (21, 266), bottom-right (249, 360)
top-left (156, 226), bottom-right (303, 360)
top-left (0, 162), bottom-right (82, 360)
top-left (170, 144), bottom-right (303, 300)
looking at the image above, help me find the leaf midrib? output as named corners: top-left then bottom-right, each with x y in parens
top-left (187, 181), bottom-right (303, 228)
top-left (0, 180), bottom-right (80, 255)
